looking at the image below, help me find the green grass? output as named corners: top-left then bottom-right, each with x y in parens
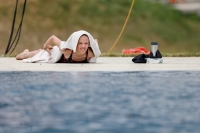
top-left (1, 0), bottom-right (200, 55)
top-left (4, 52), bottom-right (200, 58)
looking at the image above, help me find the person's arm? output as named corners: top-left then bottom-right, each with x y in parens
top-left (87, 47), bottom-right (95, 60)
top-left (43, 35), bottom-right (71, 57)
top-left (87, 39), bottom-right (98, 60)
top-left (43, 35), bottom-right (61, 50)
top-left (43, 35), bottom-right (63, 55)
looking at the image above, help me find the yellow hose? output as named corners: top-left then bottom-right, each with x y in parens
top-left (108, 0), bottom-right (135, 53)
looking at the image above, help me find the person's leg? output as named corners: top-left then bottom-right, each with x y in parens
top-left (16, 49), bottom-right (42, 60)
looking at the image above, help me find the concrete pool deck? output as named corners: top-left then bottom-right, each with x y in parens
top-left (0, 57), bottom-right (200, 71)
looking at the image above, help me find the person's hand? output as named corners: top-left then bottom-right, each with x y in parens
top-left (94, 39), bottom-right (98, 43)
top-left (43, 45), bottom-right (53, 54)
top-left (44, 45), bottom-right (53, 50)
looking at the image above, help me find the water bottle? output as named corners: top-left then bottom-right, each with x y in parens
top-left (151, 42), bottom-right (158, 57)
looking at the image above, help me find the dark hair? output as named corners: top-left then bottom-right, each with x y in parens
top-left (81, 34), bottom-right (88, 37)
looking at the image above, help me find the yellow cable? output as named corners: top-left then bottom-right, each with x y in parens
top-left (108, 0), bottom-right (135, 53)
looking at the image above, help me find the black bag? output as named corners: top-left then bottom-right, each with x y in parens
top-left (132, 50), bottom-right (162, 63)
top-left (132, 54), bottom-right (149, 63)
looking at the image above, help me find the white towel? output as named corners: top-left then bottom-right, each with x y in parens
top-left (23, 46), bottom-right (62, 63)
top-left (23, 50), bottom-right (49, 63)
top-left (23, 30), bottom-right (101, 63)
top-left (146, 58), bottom-right (163, 64)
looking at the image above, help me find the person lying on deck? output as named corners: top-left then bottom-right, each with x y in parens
top-left (16, 30), bottom-right (101, 63)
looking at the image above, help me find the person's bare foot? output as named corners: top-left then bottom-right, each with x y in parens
top-left (23, 49), bottom-right (29, 53)
top-left (16, 49), bottom-right (29, 60)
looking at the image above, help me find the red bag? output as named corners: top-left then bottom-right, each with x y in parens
top-left (122, 47), bottom-right (150, 55)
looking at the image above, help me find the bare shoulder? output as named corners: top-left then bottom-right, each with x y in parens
top-left (61, 49), bottom-right (72, 58)
top-left (88, 47), bottom-right (95, 59)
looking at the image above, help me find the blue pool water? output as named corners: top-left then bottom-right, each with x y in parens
top-left (0, 71), bottom-right (200, 133)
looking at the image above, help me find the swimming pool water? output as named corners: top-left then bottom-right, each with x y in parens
top-left (0, 71), bottom-right (200, 133)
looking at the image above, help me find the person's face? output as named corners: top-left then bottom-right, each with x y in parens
top-left (76, 35), bottom-right (89, 54)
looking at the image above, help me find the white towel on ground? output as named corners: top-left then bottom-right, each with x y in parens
top-left (146, 58), bottom-right (163, 64)
top-left (23, 30), bottom-right (101, 63)
top-left (23, 50), bottom-right (49, 63)
top-left (23, 46), bottom-right (62, 63)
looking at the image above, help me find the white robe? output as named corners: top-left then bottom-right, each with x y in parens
top-left (23, 30), bottom-right (101, 63)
